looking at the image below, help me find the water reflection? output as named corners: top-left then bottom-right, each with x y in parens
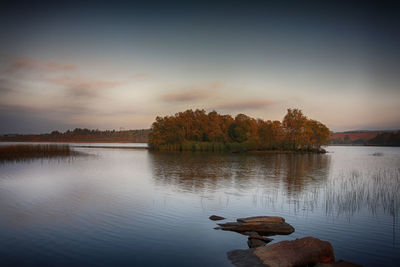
top-left (0, 155), bottom-right (83, 165)
top-left (149, 152), bottom-right (330, 210)
top-left (0, 146), bottom-right (399, 266)
top-left (149, 151), bottom-right (400, 218)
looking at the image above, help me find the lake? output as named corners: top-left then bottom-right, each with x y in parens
top-left (0, 144), bottom-right (399, 266)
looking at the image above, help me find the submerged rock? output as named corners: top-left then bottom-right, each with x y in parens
top-left (209, 215), bottom-right (225, 221)
top-left (247, 233), bottom-right (273, 242)
top-left (243, 231), bottom-right (273, 244)
top-left (228, 237), bottom-right (335, 267)
top-left (247, 238), bottom-right (269, 248)
top-left (227, 249), bottom-right (265, 267)
top-left (217, 216), bottom-right (294, 236)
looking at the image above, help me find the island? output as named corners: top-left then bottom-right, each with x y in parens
top-left (148, 108), bottom-right (330, 152)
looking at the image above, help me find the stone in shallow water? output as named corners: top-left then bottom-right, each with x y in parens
top-left (247, 238), bottom-right (268, 248)
top-left (237, 216), bottom-right (285, 224)
top-left (227, 249), bottom-right (265, 267)
top-left (228, 237), bottom-right (335, 267)
top-left (217, 216), bottom-right (294, 236)
top-left (243, 231), bottom-right (259, 236)
top-left (253, 237), bottom-right (335, 267)
top-left (244, 232), bottom-right (273, 243)
top-left (209, 215), bottom-right (225, 221)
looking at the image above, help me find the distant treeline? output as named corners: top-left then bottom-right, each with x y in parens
top-left (148, 108), bottom-right (330, 152)
top-left (0, 128), bottom-right (150, 143)
top-left (368, 132), bottom-right (400, 146)
top-left (331, 131), bottom-right (400, 146)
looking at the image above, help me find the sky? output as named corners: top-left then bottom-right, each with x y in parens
top-left (0, 0), bottom-right (399, 133)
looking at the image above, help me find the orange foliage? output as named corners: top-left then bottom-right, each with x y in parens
top-left (149, 108), bottom-right (330, 152)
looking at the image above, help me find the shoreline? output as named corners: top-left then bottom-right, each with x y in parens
top-left (0, 140), bottom-right (144, 143)
top-left (75, 145), bottom-right (147, 149)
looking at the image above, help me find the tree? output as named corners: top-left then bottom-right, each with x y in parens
top-left (305, 119), bottom-right (330, 150)
top-left (148, 108), bottom-right (330, 151)
top-left (282, 108), bottom-right (307, 150)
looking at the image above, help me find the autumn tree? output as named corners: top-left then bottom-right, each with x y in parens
top-left (282, 108), bottom-right (307, 150)
top-left (305, 119), bottom-right (330, 149)
top-left (148, 108), bottom-right (330, 152)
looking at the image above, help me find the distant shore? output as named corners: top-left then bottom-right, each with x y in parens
top-left (0, 140), bottom-right (144, 143)
top-left (0, 128), bottom-right (150, 144)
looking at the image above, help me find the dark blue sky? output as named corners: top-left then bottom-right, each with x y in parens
top-left (1, 0), bottom-right (399, 133)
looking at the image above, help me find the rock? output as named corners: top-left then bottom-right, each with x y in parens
top-left (237, 216), bottom-right (285, 224)
top-left (315, 260), bottom-right (363, 267)
top-left (253, 237), bottom-right (335, 267)
top-left (249, 235), bottom-right (273, 242)
top-left (209, 215), bottom-right (225, 221)
top-left (217, 216), bottom-right (294, 236)
top-left (247, 238), bottom-right (268, 248)
top-left (227, 249), bottom-right (265, 267)
top-left (243, 231), bottom-right (260, 236)
top-left (244, 232), bottom-right (273, 243)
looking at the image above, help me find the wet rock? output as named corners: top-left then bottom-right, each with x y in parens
top-left (217, 216), bottom-right (294, 236)
top-left (246, 233), bottom-right (273, 243)
top-left (237, 216), bottom-right (285, 224)
top-left (243, 231), bottom-right (260, 236)
top-left (209, 215), bottom-right (225, 221)
top-left (227, 249), bottom-right (265, 267)
top-left (253, 237), bottom-right (335, 267)
top-left (315, 260), bottom-right (363, 267)
top-left (247, 238), bottom-right (268, 248)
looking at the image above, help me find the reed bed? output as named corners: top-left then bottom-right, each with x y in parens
top-left (0, 144), bottom-right (80, 161)
top-left (324, 168), bottom-right (400, 217)
top-left (252, 167), bottom-right (400, 218)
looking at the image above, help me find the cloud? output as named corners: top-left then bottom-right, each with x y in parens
top-left (161, 89), bottom-right (215, 102)
top-left (160, 81), bottom-right (224, 102)
top-left (213, 99), bottom-right (276, 111)
top-left (47, 76), bottom-right (125, 99)
top-left (3, 57), bottom-right (76, 74)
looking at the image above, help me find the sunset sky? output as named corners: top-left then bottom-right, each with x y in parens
top-left (1, 0), bottom-right (399, 133)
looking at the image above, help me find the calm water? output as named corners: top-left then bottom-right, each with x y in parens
top-left (0, 145), bottom-right (399, 266)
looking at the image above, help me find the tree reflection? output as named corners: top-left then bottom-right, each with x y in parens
top-left (148, 152), bottom-right (331, 211)
top-left (149, 151), bottom-right (399, 218)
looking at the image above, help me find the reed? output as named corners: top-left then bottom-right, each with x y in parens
top-left (324, 168), bottom-right (400, 217)
top-left (0, 144), bottom-right (80, 161)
